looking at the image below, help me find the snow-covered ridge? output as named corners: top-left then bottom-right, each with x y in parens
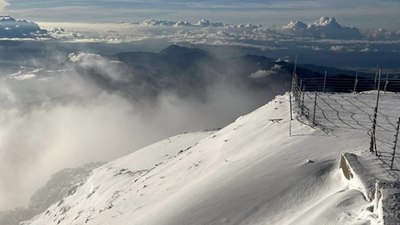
top-left (23, 93), bottom-right (382, 225)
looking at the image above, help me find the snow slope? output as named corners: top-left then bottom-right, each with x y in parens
top-left (23, 94), bottom-right (380, 225)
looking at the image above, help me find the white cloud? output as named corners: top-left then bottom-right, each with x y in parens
top-left (249, 70), bottom-right (275, 79)
top-left (0, 0), bottom-right (8, 11)
top-left (249, 65), bottom-right (283, 79)
top-left (281, 17), bottom-right (362, 40)
top-left (330, 45), bottom-right (354, 52)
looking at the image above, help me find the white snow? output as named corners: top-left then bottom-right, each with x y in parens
top-left (23, 93), bottom-right (390, 225)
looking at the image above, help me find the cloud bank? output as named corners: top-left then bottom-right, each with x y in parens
top-left (0, 15), bottom-right (397, 46)
top-left (36, 16), bottom-right (400, 45)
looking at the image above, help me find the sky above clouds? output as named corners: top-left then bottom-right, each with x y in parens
top-left (1, 0), bottom-right (400, 29)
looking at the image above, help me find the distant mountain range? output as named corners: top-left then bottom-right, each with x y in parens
top-left (69, 44), bottom-right (388, 99)
top-left (72, 44), bottom-right (291, 101)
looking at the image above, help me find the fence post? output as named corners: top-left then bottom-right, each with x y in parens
top-left (384, 72), bottom-right (389, 93)
top-left (312, 91), bottom-right (318, 125)
top-left (291, 75), bottom-right (295, 95)
top-left (369, 67), bottom-right (382, 155)
top-left (374, 70), bottom-right (378, 90)
top-left (353, 72), bottom-right (358, 93)
top-left (290, 55), bottom-right (297, 96)
top-left (289, 94), bottom-right (293, 137)
top-left (323, 71), bottom-right (327, 93)
top-left (291, 55), bottom-right (297, 93)
top-left (299, 79), bottom-right (303, 100)
top-left (301, 85), bottom-right (306, 115)
top-left (289, 93), bottom-right (293, 121)
top-left (390, 117), bottom-right (400, 170)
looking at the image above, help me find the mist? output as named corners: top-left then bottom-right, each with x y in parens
top-left (0, 45), bottom-right (288, 210)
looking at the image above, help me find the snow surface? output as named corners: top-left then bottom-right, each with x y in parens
top-left (23, 93), bottom-right (384, 225)
top-left (303, 91), bottom-right (400, 174)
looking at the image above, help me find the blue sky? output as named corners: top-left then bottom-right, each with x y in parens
top-left (3, 0), bottom-right (400, 29)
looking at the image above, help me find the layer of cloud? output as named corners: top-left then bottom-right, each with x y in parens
top-left (38, 17), bottom-right (400, 43)
top-left (0, 15), bottom-right (398, 45)
top-left (0, 15), bottom-right (399, 69)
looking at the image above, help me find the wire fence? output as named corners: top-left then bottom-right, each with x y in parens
top-left (290, 71), bottom-right (400, 172)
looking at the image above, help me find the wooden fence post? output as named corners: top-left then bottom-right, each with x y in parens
top-left (298, 79), bottom-right (303, 101)
top-left (301, 85), bottom-right (306, 115)
top-left (312, 91), bottom-right (318, 125)
top-left (289, 94), bottom-right (293, 121)
top-left (369, 67), bottom-right (382, 155)
top-left (390, 118), bottom-right (400, 170)
top-left (384, 72), bottom-right (389, 93)
top-left (353, 72), bottom-right (358, 93)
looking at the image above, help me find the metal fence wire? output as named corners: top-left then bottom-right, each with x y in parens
top-left (290, 70), bottom-right (400, 171)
